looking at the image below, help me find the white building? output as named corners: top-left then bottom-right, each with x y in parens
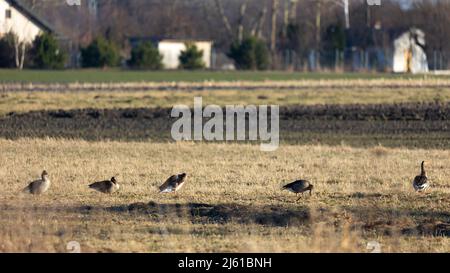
top-left (393, 28), bottom-right (429, 74)
top-left (158, 39), bottom-right (213, 69)
top-left (0, 0), bottom-right (53, 44)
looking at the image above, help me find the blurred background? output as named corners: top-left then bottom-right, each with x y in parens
top-left (1, 0), bottom-right (449, 73)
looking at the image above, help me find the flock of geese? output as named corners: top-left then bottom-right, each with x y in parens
top-left (22, 161), bottom-right (430, 199)
top-left (22, 172), bottom-right (188, 196)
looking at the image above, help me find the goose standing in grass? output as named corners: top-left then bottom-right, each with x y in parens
top-left (159, 173), bottom-right (187, 193)
top-left (23, 170), bottom-right (50, 195)
top-left (89, 177), bottom-right (120, 194)
top-left (282, 179), bottom-right (314, 201)
top-left (413, 161), bottom-right (429, 192)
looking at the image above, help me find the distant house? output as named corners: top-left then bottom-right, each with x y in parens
top-left (129, 37), bottom-right (213, 69)
top-left (392, 28), bottom-right (429, 74)
top-left (0, 0), bottom-right (55, 43)
top-left (158, 40), bottom-right (213, 69)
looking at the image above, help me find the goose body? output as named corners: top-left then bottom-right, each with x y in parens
top-left (413, 161), bottom-right (429, 192)
top-left (23, 171), bottom-right (50, 195)
top-left (283, 179), bottom-right (313, 200)
top-left (159, 173), bottom-right (187, 193)
top-left (89, 177), bottom-right (120, 194)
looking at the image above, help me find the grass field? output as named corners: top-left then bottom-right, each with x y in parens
top-left (1, 78), bottom-right (450, 116)
top-left (0, 76), bottom-right (449, 253)
top-left (0, 139), bottom-right (449, 252)
top-left (0, 69), bottom-right (446, 83)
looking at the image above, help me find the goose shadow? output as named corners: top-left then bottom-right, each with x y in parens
top-left (342, 205), bottom-right (450, 237)
top-left (106, 201), bottom-right (311, 227)
top-left (1, 202), bottom-right (448, 237)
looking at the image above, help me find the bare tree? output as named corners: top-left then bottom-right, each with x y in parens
top-left (282, 0), bottom-right (299, 40)
top-left (270, 0), bottom-right (279, 53)
top-left (10, 34), bottom-right (27, 70)
top-left (251, 5), bottom-right (268, 39)
top-left (214, 0), bottom-right (234, 39)
top-left (237, 0), bottom-right (249, 43)
top-left (6, 16), bottom-right (36, 70)
top-left (270, 0), bottom-right (279, 56)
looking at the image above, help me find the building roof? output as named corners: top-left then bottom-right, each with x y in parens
top-left (128, 36), bottom-right (213, 48)
top-left (5, 0), bottom-right (55, 33)
top-left (159, 39), bottom-right (213, 44)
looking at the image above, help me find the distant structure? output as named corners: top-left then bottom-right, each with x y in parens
top-left (88, 0), bottom-right (98, 17)
top-left (129, 37), bottom-right (213, 69)
top-left (158, 40), bottom-right (213, 69)
top-left (0, 0), bottom-right (54, 43)
top-left (393, 28), bottom-right (429, 74)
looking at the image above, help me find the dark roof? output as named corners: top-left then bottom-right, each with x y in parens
top-left (128, 36), bottom-right (213, 48)
top-left (5, 0), bottom-right (55, 33)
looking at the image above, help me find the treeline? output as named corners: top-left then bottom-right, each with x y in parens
top-left (1, 30), bottom-right (271, 70)
top-left (11, 0), bottom-right (450, 70)
top-left (0, 32), bottom-right (210, 70)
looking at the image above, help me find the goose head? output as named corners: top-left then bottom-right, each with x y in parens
top-left (111, 177), bottom-right (118, 184)
top-left (41, 170), bottom-right (49, 180)
top-left (421, 161), bottom-right (427, 175)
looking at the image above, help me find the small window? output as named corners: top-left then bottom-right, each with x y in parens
top-left (5, 9), bottom-right (12, 19)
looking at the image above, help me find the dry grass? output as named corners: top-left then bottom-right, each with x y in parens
top-left (2, 78), bottom-right (450, 91)
top-left (2, 85), bottom-right (450, 116)
top-left (0, 139), bottom-right (448, 253)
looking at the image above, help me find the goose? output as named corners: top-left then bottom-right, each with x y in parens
top-left (23, 170), bottom-right (51, 195)
top-left (89, 177), bottom-right (120, 194)
top-left (282, 179), bottom-right (313, 201)
top-left (159, 173), bottom-right (187, 193)
top-left (413, 161), bottom-right (429, 192)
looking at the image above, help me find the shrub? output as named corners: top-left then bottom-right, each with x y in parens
top-left (128, 42), bottom-right (163, 70)
top-left (81, 37), bottom-right (120, 68)
top-left (323, 24), bottom-right (346, 51)
top-left (228, 36), bottom-right (270, 70)
top-left (0, 33), bottom-right (16, 68)
top-left (179, 43), bottom-right (205, 70)
top-left (29, 32), bottom-right (67, 69)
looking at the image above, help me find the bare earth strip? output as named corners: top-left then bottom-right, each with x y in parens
top-left (0, 139), bottom-right (449, 252)
top-left (1, 103), bottom-right (450, 148)
top-left (2, 86), bottom-right (450, 117)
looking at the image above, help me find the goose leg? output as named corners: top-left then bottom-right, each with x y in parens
top-left (296, 192), bottom-right (303, 202)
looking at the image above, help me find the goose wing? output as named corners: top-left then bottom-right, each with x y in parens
top-left (159, 175), bottom-right (178, 192)
top-left (23, 179), bottom-right (42, 194)
top-left (283, 180), bottom-right (308, 190)
top-left (283, 181), bottom-right (298, 189)
top-left (413, 175), bottom-right (428, 190)
top-left (89, 180), bottom-right (111, 191)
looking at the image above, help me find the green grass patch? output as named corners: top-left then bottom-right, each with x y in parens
top-left (0, 69), bottom-right (444, 83)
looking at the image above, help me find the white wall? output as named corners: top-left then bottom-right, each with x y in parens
top-left (393, 30), bottom-right (429, 74)
top-left (158, 41), bottom-right (212, 69)
top-left (0, 0), bottom-right (42, 44)
top-left (158, 42), bottom-right (187, 69)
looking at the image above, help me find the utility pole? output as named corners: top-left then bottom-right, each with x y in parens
top-left (87, 0), bottom-right (98, 39)
top-left (343, 0), bottom-right (350, 29)
top-left (270, 0), bottom-right (280, 55)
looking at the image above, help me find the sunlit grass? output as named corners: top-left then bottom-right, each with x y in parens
top-left (0, 139), bottom-right (448, 252)
top-left (1, 84), bottom-right (450, 116)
